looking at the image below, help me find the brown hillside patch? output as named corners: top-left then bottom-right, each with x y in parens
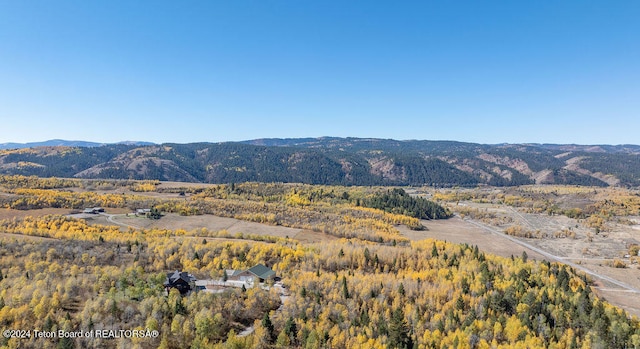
top-left (0, 208), bottom-right (73, 220)
top-left (368, 157), bottom-right (403, 181)
top-left (477, 153), bottom-right (533, 175)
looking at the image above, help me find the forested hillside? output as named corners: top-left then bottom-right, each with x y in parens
top-left (0, 138), bottom-right (639, 187)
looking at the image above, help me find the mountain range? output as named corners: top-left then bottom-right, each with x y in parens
top-left (0, 137), bottom-right (639, 187)
top-left (0, 139), bottom-right (154, 149)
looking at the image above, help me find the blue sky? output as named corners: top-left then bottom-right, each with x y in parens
top-left (1, 1), bottom-right (639, 145)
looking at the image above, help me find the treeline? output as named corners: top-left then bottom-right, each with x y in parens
top-left (0, 175), bottom-right (78, 189)
top-left (0, 175), bottom-right (153, 192)
top-left (361, 188), bottom-right (451, 220)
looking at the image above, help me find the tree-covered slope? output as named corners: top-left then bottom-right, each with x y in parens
top-left (0, 138), bottom-right (638, 186)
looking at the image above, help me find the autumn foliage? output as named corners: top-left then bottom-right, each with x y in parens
top-left (0, 177), bottom-right (639, 348)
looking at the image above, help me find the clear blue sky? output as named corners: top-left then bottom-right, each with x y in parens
top-left (1, 1), bottom-right (639, 145)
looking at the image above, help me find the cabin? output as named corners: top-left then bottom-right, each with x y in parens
top-left (82, 207), bottom-right (104, 214)
top-left (164, 270), bottom-right (196, 295)
top-left (247, 264), bottom-right (276, 282)
top-left (226, 264), bottom-right (276, 284)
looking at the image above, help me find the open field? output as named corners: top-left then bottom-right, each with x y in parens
top-left (114, 212), bottom-right (304, 237)
top-left (0, 232), bottom-right (56, 242)
top-left (451, 200), bottom-right (636, 259)
top-left (0, 207), bottom-right (73, 219)
top-left (397, 217), bottom-right (548, 260)
top-left (97, 212), bottom-right (337, 243)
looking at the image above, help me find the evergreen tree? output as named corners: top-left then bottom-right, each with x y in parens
top-left (262, 312), bottom-right (276, 343)
top-left (388, 307), bottom-right (413, 349)
top-left (57, 337), bottom-right (75, 349)
top-left (284, 316), bottom-right (298, 345)
top-left (43, 316), bottom-right (54, 331)
top-left (342, 275), bottom-right (350, 299)
top-left (174, 297), bottom-right (186, 316)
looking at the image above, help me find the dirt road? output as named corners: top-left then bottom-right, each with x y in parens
top-left (463, 218), bottom-right (640, 293)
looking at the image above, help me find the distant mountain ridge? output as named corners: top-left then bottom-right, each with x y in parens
top-left (0, 137), bottom-right (639, 187)
top-left (0, 139), bottom-right (155, 150)
top-left (244, 137), bottom-right (640, 154)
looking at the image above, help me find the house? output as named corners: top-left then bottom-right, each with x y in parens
top-left (136, 208), bottom-right (151, 215)
top-left (226, 264), bottom-right (276, 284)
top-left (164, 270), bottom-right (196, 295)
top-left (247, 264), bottom-right (276, 283)
top-left (83, 207), bottom-right (105, 214)
top-left (225, 269), bottom-right (254, 284)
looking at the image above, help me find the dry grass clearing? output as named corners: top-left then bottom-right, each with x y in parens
top-left (578, 261), bottom-right (640, 316)
top-left (0, 232), bottom-right (56, 242)
top-left (110, 213), bottom-right (334, 242)
top-left (592, 288), bottom-right (640, 318)
top-left (0, 208), bottom-right (72, 220)
top-left (398, 217), bottom-right (547, 260)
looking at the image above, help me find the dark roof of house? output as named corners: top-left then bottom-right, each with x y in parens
top-left (247, 264), bottom-right (275, 279)
top-left (165, 270), bottom-right (195, 285)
